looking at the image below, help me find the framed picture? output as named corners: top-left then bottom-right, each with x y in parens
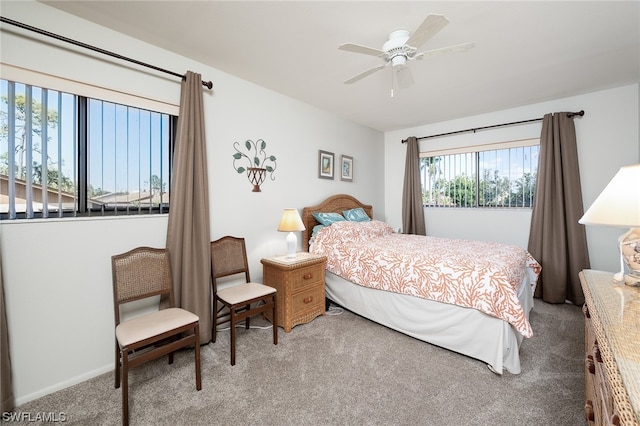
top-left (318, 150), bottom-right (334, 179)
top-left (341, 155), bottom-right (353, 182)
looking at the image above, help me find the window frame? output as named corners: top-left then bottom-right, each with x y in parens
top-left (0, 76), bottom-right (177, 220)
top-left (419, 138), bottom-right (539, 209)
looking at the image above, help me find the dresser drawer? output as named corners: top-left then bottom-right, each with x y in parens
top-left (290, 285), bottom-right (325, 330)
top-left (292, 284), bottom-right (324, 313)
top-left (290, 264), bottom-right (324, 291)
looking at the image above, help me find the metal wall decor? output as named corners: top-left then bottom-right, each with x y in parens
top-left (232, 139), bottom-right (277, 192)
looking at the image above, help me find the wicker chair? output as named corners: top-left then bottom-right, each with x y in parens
top-left (211, 236), bottom-right (278, 365)
top-left (111, 247), bottom-right (202, 426)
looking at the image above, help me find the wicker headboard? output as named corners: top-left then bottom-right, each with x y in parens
top-left (301, 194), bottom-right (373, 251)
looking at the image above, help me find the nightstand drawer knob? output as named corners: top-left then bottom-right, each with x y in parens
top-left (303, 296), bottom-right (313, 304)
top-left (303, 273), bottom-right (313, 280)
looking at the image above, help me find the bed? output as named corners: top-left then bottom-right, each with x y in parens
top-left (302, 194), bottom-right (541, 374)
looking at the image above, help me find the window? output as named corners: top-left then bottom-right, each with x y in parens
top-left (420, 139), bottom-right (539, 208)
top-left (0, 79), bottom-right (175, 220)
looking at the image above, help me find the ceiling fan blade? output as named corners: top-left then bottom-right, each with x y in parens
top-left (420, 42), bottom-right (476, 57)
top-left (395, 66), bottom-right (414, 89)
top-left (344, 63), bottom-right (388, 84)
top-left (338, 43), bottom-right (386, 57)
top-left (405, 14), bottom-right (450, 49)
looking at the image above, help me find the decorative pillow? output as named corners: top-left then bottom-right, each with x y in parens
top-left (312, 212), bottom-right (346, 226)
top-left (342, 207), bottom-right (371, 222)
top-left (311, 224), bottom-right (325, 238)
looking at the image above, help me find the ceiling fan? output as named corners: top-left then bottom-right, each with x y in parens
top-left (338, 14), bottom-right (474, 94)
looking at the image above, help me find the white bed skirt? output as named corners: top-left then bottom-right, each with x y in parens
top-left (325, 269), bottom-right (536, 375)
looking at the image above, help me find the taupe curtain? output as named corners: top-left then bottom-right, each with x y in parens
top-left (402, 137), bottom-right (426, 235)
top-left (528, 112), bottom-right (590, 305)
top-left (1, 249), bottom-right (14, 414)
top-left (166, 71), bottom-right (212, 343)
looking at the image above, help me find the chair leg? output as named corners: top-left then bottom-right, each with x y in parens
top-left (194, 324), bottom-right (202, 391)
top-left (272, 295), bottom-right (278, 345)
top-left (212, 311), bottom-right (217, 343)
top-left (212, 299), bottom-right (222, 343)
top-left (122, 351), bottom-right (129, 426)
top-left (245, 304), bottom-right (250, 329)
top-left (230, 308), bottom-right (236, 366)
top-left (115, 342), bottom-right (121, 389)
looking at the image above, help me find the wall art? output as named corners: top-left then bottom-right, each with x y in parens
top-left (318, 150), bottom-right (334, 180)
top-left (341, 155), bottom-right (353, 182)
top-left (232, 139), bottom-right (277, 192)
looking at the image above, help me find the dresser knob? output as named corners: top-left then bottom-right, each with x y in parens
top-left (584, 400), bottom-right (594, 422)
top-left (593, 345), bottom-right (602, 363)
top-left (303, 273), bottom-right (313, 280)
top-left (303, 296), bottom-right (313, 304)
top-left (586, 355), bottom-right (595, 375)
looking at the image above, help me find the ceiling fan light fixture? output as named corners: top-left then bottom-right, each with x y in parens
top-left (383, 29), bottom-right (410, 52)
top-left (391, 55), bottom-right (407, 67)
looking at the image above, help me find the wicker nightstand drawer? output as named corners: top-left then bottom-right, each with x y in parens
top-left (290, 264), bottom-right (324, 291)
top-left (291, 284), bottom-right (324, 316)
top-left (261, 253), bottom-right (327, 332)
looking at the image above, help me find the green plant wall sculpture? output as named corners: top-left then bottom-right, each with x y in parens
top-left (232, 139), bottom-right (277, 192)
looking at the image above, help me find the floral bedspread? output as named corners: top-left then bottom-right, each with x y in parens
top-left (309, 220), bottom-right (541, 337)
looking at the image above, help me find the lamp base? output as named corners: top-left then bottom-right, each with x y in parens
top-left (285, 232), bottom-right (297, 259)
top-left (623, 274), bottom-right (640, 287)
top-left (619, 228), bottom-right (640, 286)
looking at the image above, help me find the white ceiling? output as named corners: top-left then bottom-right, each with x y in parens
top-left (41, 1), bottom-right (640, 132)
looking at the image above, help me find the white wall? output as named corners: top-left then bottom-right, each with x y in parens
top-left (384, 84), bottom-right (640, 273)
top-left (0, 1), bottom-right (384, 404)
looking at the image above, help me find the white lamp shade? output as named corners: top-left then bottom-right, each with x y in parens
top-left (579, 164), bottom-right (640, 228)
top-left (277, 208), bottom-right (305, 232)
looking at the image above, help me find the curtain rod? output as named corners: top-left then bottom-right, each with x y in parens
top-left (401, 110), bottom-right (584, 143)
top-left (0, 16), bottom-right (213, 90)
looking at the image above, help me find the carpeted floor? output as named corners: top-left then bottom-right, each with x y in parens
top-left (12, 300), bottom-right (585, 425)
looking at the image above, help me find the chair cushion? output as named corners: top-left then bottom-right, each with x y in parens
top-left (217, 282), bottom-right (276, 305)
top-left (116, 307), bottom-right (199, 348)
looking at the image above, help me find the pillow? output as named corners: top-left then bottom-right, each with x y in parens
top-left (312, 212), bottom-right (346, 226)
top-left (342, 207), bottom-right (371, 222)
top-left (311, 224), bottom-right (325, 238)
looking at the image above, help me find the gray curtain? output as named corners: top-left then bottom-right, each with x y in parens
top-left (1, 249), bottom-right (14, 414)
top-left (402, 137), bottom-right (426, 235)
top-left (528, 112), bottom-right (590, 305)
top-left (166, 71), bottom-right (212, 343)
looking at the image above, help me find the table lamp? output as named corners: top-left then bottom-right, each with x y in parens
top-left (579, 164), bottom-right (640, 286)
top-left (277, 208), bottom-right (306, 259)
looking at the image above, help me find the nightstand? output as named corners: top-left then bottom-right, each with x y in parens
top-left (261, 252), bottom-right (327, 332)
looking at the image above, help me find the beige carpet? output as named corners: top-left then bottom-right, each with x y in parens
top-left (13, 300), bottom-right (585, 425)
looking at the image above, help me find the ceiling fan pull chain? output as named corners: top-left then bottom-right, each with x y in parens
top-left (390, 66), bottom-right (395, 98)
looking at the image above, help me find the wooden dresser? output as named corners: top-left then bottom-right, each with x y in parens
top-left (580, 270), bottom-right (640, 425)
top-left (261, 252), bottom-right (327, 332)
